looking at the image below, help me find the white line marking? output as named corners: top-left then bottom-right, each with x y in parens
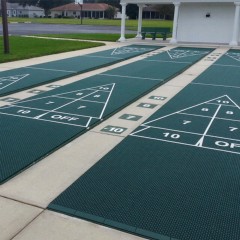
top-left (16, 84), bottom-right (112, 104)
top-left (1, 104), bottom-right (100, 119)
top-left (134, 125), bottom-right (240, 142)
top-left (178, 112), bottom-right (212, 118)
top-left (0, 74), bottom-right (30, 90)
top-left (191, 82), bottom-right (240, 89)
top-left (206, 134), bottom-right (240, 142)
top-left (100, 73), bottom-right (163, 81)
top-left (195, 104), bottom-right (221, 147)
top-left (144, 59), bottom-right (192, 64)
top-left (86, 55), bottom-right (122, 59)
top-left (99, 83), bottom-right (115, 119)
top-left (207, 102), bottom-right (236, 107)
top-left (131, 134), bottom-right (240, 155)
top-left (85, 117), bottom-right (92, 127)
top-left (143, 95), bottom-right (228, 125)
top-left (214, 63), bottom-right (240, 68)
top-left (227, 95), bottom-right (240, 110)
top-left (216, 117), bottom-right (240, 123)
top-left (0, 112), bottom-right (88, 127)
top-left (131, 126), bottom-right (150, 136)
top-left (34, 90), bottom-right (99, 119)
top-left (140, 125), bottom-right (203, 135)
top-left (80, 99), bottom-right (105, 104)
top-left (225, 53), bottom-right (240, 63)
top-left (25, 67), bottom-right (76, 73)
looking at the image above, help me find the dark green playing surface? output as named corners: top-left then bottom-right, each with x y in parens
top-left (48, 50), bottom-right (240, 240)
top-left (0, 45), bottom-right (159, 97)
top-left (0, 47), bottom-right (211, 184)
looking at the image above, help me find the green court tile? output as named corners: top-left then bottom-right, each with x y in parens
top-left (146, 47), bottom-right (213, 63)
top-left (102, 47), bottom-right (213, 81)
top-left (48, 83), bottom-right (240, 240)
top-left (192, 65), bottom-right (240, 87)
top-left (102, 61), bottom-right (190, 80)
top-left (0, 47), bottom-right (212, 184)
top-left (0, 45), bottom-right (160, 97)
top-left (215, 49), bottom-right (240, 66)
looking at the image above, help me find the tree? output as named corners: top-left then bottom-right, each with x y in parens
top-left (105, 6), bottom-right (116, 19)
top-left (154, 4), bottom-right (174, 20)
top-left (126, 4), bottom-right (138, 19)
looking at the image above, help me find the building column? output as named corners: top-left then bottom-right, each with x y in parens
top-left (136, 4), bottom-right (144, 38)
top-left (118, 3), bottom-right (127, 42)
top-left (230, 2), bottom-right (240, 46)
top-left (170, 2), bottom-right (181, 44)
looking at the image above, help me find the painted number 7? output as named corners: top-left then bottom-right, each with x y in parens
top-left (183, 120), bottom-right (191, 125)
top-left (229, 127), bottom-right (238, 132)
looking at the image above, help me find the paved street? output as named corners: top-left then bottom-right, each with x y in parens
top-left (0, 23), bottom-right (135, 35)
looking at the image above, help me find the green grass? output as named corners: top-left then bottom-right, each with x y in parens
top-left (36, 33), bottom-right (136, 42)
top-left (0, 36), bottom-right (104, 63)
top-left (4, 17), bottom-right (173, 30)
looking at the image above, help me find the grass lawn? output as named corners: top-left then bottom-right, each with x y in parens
top-left (4, 17), bottom-right (173, 30)
top-left (0, 36), bottom-right (104, 63)
top-left (36, 33), bottom-right (136, 42)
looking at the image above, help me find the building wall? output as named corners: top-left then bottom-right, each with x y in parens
top-left (177, 3), bottom-right (235, 44)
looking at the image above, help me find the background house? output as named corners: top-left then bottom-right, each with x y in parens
top-left (0, 2), bottom-right (44, 18)
top-left (50, 3), bottom-right (117, 19)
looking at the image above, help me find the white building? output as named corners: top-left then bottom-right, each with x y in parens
top-left (118, 0), bottom-right (240, 46)
top-left (0, 3), bottom-right (44, 18)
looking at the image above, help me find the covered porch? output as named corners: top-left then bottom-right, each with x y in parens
top-left (118, 0), bottom-right (240, 46)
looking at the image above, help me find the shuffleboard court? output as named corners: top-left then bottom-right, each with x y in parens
top-left (193, 49), bottom-right (240, 88)
top-left (101, 47), bottom-right (213, 80)
top-left (0, 45), bottom-right (159, 97)
top-left (0, 47), bottom-right (212, 184)
top-left (48, 50), bottom-right (240, 240)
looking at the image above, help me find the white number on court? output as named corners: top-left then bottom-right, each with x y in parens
top-left (46, 101), bottom-right (54, 105)
top-left (78, 106), bottom-right (86, 109)
top-left (99, 87), bottom-right (109, 90)
top-left (108, 127), bottom-right (124, 133)
top-left (201, 108), bottom-right (209, 112)
top-left (93, 95), bottom-right (100, 98)
top-left (142, 104), bottom-right (151, 108)
top-left (217, 100), bottom-right (229, 104)
top-left (226, 111), bottom-right (234, 115)
top-left (183, 120), bottom-right (191, 125)
top-left (17, 109), bottom-right (31, 114)
top-left (163, 132), bottom-right (180, 139)
top-left (76, 92), bottom-right (83, 96)
top-left (229, 127), bottom-right (238, 132)
top-left (126, 115), bottom-right (136, 120)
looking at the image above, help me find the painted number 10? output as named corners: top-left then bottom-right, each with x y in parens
top-left (163, 132), bottom-right (180, 139)
top-left (107, 127), bottom-right (125, 133)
